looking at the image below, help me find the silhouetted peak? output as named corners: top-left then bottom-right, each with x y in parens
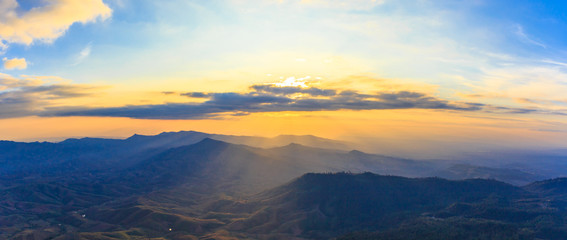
top-left (348, 150), bottom-right (366, 155)
top-left (285, 142), bottom-right (304, 147)
top-left (60, 137), bottom-right (99, 143)
top-left (157, 130), bottom-right (204, 136)
top-left (0, 140), bottom-right (16, 144)
top-left (271, 142), bottom-right (315, 151)
top-left (60, 137), bottom-right (121, 145)
top-left (59, 138), bottom-right (80, 143)
top-left (127, 130), bottom-right (207, 140)
top-left (192, 137), bottom-right (231, 149)
top-left (270, 142), bottom-right (339, 153)
top-left (126, 133), bottom-right (150, 140)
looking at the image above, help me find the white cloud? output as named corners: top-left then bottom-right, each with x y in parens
top-left (234, 0), bottom-right (384, 10)
top-left (3, 57), bottom-right (27, 70)
top-left (297, 0), bottom-right (385, 10)
top-left (541, 59), bottom-right (567, 67)
top-left (0, 41), bottom-right (7, 55)
top-left (467, 66), bottom-right (567, 108)
top-left (514, 25), bottom-right (546, 48)
top-left (73, 43), bottom-right (92, 66)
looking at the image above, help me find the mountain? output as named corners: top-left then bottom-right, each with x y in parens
top-left (0, 131), bottom-right (557, 186)
top-left (122, 138), bottom-right (441, 195)
top-left (3, 132), bottom-right (567, 239)
top-left (451, 149), bottom-right (567, 178)
top-left (4, 167), bottom-right (567, 240)
top-left (214, 134), bottom-right (351, 151)
top-left (524, 177), bottom-right (567, 198)
top-left (206, 172), bottom-right (527, 239)
top-left (433, 164), bottom-right (547, 186)
top-left (0, 137), bottom-right (441, 239)
top-left (76, 173), bottom-right (567, 240)
top-left (0, 131), bottom-right (351, 177)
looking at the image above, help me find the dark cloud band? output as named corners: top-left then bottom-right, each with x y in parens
top-left (2, 78), bottom-right (560, 119)
top-left (42, 85), bottom-right (484, 119)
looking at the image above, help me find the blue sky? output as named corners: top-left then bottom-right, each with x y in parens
top-left (4, 0), bottom-right (567, 84)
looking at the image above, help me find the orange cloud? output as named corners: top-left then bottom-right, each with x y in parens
top-left (0, 0), bottom-right (111, 45)
top-left (3, 57), bottom-right (26, 70)
top-left (0, 73), bottom-right (103, 118)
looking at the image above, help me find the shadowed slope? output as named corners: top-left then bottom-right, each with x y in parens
top-left (206, 172), bottom-right (527, 239)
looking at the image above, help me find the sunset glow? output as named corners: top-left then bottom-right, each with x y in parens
top-left (1, 0), bottom-right (567, 157)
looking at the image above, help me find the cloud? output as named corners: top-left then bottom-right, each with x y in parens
top-left (72, 43), bottom-right (92, 66)
top-left (2, 57), bottom-right (26, 70)
top-left (465, 66), bottom-right (567, 106)
top-left (514, 25), bottom-right (546, 48)
top-left (0, 0), bottom-right (111, 46)
top-left (43, 82), bottom-right (485, 119)
top-left (274, 0), bottom-right (385, 10)
top-left (181, 92), bottom-right (210, 98)
top-left (0, 41), bottom-right (7, 55)
top-left (2, 74), bottom-right (564, 119)
top-left (250, 84), bottom-right (336, 96)
top-left (541, 59), bottom-right (567, 67)
top-left (0, 73), bottom-right (100, 118)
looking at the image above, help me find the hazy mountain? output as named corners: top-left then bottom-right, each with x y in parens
top-left (0, 137), bottom-right (440, 239)
top-left (122, 138), bottom-right (442, 195)
top-left (433, 164), bottom-right (547, 186)
top-left (451, 149), bottom-right (567, 178)
top-left (0, 131), bottom-right (559, 186)
top-left (214, 134), bottom-right (351, 150)
top-left (0, 131), bottom-right (351, 177)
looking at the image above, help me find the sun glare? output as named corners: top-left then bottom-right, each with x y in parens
top-left (274, 76), bottom-right (310, 87)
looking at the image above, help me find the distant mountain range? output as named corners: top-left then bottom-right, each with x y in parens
top-left (0, 131), bottom-right (350, 176)
top-left (1, 131), bottom-right (567, 239)
top-left (0, 131), bottom-right (553, 185)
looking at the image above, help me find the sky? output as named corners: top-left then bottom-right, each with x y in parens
top-left (1, 0), bottom-right (567, 157)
